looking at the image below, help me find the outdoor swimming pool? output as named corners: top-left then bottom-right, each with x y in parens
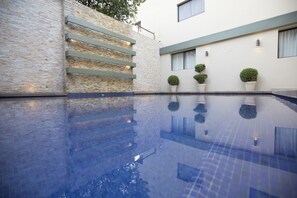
top-left (0, 95), bottom-right (297, 198)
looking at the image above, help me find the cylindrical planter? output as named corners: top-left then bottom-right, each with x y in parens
top-left (197, 84), bottom-right (206, 92)
top-left (244, 81), bottom-right (257, 91)
top-left (170, 85), bottom-right (177, 92)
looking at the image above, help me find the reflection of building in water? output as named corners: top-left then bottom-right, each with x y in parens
top-left (0, 98), bottom-right (68, 197)
top-left (193, 102), bottom-right (209, 141)
top-left (160, 96), bottom-right (297, 198)
top-left (162, 120), bottom-right (297, 198)
top-left (0, 97), bottom-right (157, 197)
top-left (66, 98), bottom-right (139, 192)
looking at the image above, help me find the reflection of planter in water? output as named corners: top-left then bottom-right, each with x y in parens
top-left (168, 102), bottom-right (179, 111)
top-left (243, 96), bottom-right (256, 105)
top-left (239, 104), bottom-right (257, 119)
top-left (170, 96), bottom-right (178, 102)
top-left (197, 95), bottom-right (206, 104)
top-left (193, 103), bottom-right (207, 113)
top-left (195, 114), bottom-right (205, 123)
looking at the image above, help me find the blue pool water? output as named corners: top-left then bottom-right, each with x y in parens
top-left (0, 95), bottom-right (297, 198)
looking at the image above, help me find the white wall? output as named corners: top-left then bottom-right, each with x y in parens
top-left (137, 0), bottom-right (297, 92)
top-left (161, 28), bottom-right (297, 92)
top-left (137, 0), bottom-right (297, 46)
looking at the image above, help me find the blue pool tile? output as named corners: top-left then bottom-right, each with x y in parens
top-left (1, 95), bottom-right (297, 197)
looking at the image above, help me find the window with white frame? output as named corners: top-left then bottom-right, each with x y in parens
top-left (278, 28), bottom-right (297, 58)
top-left (172, 50), bottom-right (196, 71)
top-left (178, 0), bottom-right (205, 22)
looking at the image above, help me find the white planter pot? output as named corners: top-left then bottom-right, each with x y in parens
top-left (197, 84), bottom-right (206, 92)
top-left (244, 81), bottom-right (257, 91)
top-left (170, 85), bottom-right (177, 92)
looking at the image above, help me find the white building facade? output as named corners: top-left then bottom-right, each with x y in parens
top-left (136, 0), bottom-right (297, 92)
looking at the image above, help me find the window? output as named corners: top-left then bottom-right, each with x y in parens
top-left (278, 28), bottom-right (297, 58)
top-left (178, 0), bottom-right (205, 22)
top-left (172, 50), bottom-right (196, 71)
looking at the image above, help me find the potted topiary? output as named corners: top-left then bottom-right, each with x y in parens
top-left (193, 64), bottom-right (208, 92)
top-left (168, 75), bottom-right (179, 92)
top-left (240, 68), bottom-right (258, 91)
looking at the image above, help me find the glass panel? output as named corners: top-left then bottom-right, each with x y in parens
top-left (178, 1), bottom-right (192, 21)
top-left (278, 28), bottom-right (297, 58)
top-left (172, 52), bottom-right (184, 71)
top-left (191, 0), bottom-right (205, 15)
top-left (178, 0), bottom-right (205, 21)
top-left (185, 50), bottom-right (196, 69)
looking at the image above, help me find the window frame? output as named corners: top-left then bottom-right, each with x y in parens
top-left (171, 49), bottom-right (196, 71)
top-left (278, 27), bottom-right (297, 59)
top-left (177, 0), bottom-right (205, 22)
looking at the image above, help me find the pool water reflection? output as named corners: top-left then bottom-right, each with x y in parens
top-left (0, 95), bottom-right (297, 198)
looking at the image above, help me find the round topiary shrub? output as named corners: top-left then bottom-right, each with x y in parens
top-left (195, 114), bottom-right (205, 123)
top-left (168, 75), bottom-right (180, 86)
top-left (240, 68), bottom-right (258, 82)
top-left (239, 104), bottom-right (257, 119)
top-left (195, 64), bottom-right (206, 73)
top-left (168, 102), bottom-right (179, 111)
top-left (193, 74), bottom-right (208, 84)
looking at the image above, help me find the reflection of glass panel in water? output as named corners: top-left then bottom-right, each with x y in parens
top-left (177, 163), bottom-right (202, 185)
top-left (172, 116), bottom-right (184, 134)
top-left (275, 127), bottom-right (297, 157)
top-left (249, 188), bottom-right (278, 198)
top-left (171, 116), bottom-right (195, 137)
top-left (183, 117), bottom-right (195, 137)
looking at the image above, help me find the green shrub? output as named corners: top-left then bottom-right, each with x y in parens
top-left (193, 74), bottom-right (208, 84)
top-left (195, 64), bottom-right (206, 73)
top-left (240, 68), bottom-right (258, 82)
top-left (167, 75), bottom-right (179, 86)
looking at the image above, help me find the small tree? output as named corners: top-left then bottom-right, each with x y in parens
top-left (75, 0), bottom-right (146, 23)
top-left (240, 68), bottom-right (258, 82)
top-left (167, 75), bottom-right (179, 86)
top-left (193, 64), bottom-right (208, 84)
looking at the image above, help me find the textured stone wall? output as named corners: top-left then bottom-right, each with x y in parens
top-left (64, 0), bottom-right (135, 93)
top-left (0, 0), bottom-right (161, 95)
top-left (0, 0), bottom-right (65, 94)
top-left (132, 32), bottom-right (161, 92)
